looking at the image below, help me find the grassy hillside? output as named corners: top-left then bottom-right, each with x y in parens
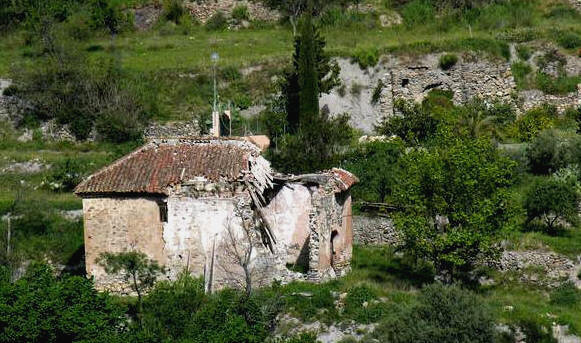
top-left (1, 1), bottom-right (581, 341)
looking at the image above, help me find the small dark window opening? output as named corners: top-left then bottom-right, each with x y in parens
top-left (401, 78), bottom-right (410, 87)
top-left (158, 202), bottom-right (168, 223)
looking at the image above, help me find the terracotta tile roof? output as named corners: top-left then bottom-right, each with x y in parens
top-left (331, 168), bottom-right (359, 192)
top-left (75, 138), bottom-right (261, 196)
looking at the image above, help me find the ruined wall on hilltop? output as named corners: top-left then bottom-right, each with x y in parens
top-left (321, 52), bottom-right (581, 133)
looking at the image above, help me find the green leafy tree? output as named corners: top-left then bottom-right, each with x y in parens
top-left (97, 251), bottom-right (165, 322)
top-left (0, 263), bottom-right (125, 343)
top-left (376, 99), bottom-right (439, 146)
top-left (270, 112), bottom-right (353, 173)
top-left (393, 138), bottom-right (516, 279)
top-left (343, 140), bottom-right (404, 203)
top-left (524, 177), bottom-right (579, 234)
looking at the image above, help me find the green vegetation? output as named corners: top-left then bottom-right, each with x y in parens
top-left (2, 0), bottom-right (581, 342)
top-left (438, 53), bottom-right (458, 70)
top-left (269, 12), bottom-right (351, 174)
top-left (524, 177), bottom-right (579, 234)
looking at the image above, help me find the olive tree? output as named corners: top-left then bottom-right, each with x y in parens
top-left (524, 177), bottom-right (579, 234)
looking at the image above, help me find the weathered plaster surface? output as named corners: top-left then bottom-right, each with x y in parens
top-left (83, 183), bottom-right (354, 292)
top-left (262, 184), bottom-right (312, 266)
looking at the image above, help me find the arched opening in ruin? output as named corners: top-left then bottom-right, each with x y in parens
top-left (330, 230), bottom-right (340, 268)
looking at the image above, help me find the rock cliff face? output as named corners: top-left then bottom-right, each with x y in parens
top-left (320, 51), bottom-right (581, 133)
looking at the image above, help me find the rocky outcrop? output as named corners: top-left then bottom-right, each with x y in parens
top-left (321, 54), bottom-right (518, 132)
top-left (133, 5), bottom-right (162, 31)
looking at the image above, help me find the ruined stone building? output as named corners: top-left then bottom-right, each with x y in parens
top-left (74, 138), bottom-right (357, 292)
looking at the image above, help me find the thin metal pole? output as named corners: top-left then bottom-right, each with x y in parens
top-left (6, 216), bottom-right (10, 257)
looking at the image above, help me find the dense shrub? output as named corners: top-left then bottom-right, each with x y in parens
top-left (376, 99), bottom-right (439, 146)
top-left (141, 274), bottom-right (206, 339)
top-left (511, 61), bottom-right (533, 89)
top-left (42, 158), bottom-right (85, 192)
top-left (270, 113), bottom-right (354, 174)
top-left (15, 40), bottom-right (152, 142)
top-left (89, 0), bottom-right (132, 34)
top-left (205, 11), bottom-right (228, 31)
top-left (183, 289), bottom-right (274, 342)
top-left (163, 0), bottom-right (185, 24)
top-left (232, 5), bottom-right (250, 21)
top-left (439, 53), bottom-right (458, 70)
top-left (525, 129), bottom-right (578, 175)
top-left (352, 48), bottom-right (379, 69)
top-left (517, 317), bottom-right (558, 343)
top-left (371, 79), bottom-right (384, 105)
top-left (536, 72), bottom-right (581, 95)
top-left (550, 281), bottom-right (581, 306)
top-left (401, 0), bottom-right (434, 27)
top-left (556, 32), bottom-right (581, 49)
top-left (524, 177), bottom-right (579, 233)
top-left (514, 105), bottom-right (556, 142)
top-left (65, 11), bottom-right (92, 40)
top-left (0, 263), bottom-right (126, 343)
top-left (373, 284), bottom-right (495, 343)
top-left (516, 45), bottom-right (532, 60)
top-left (343, 285), bottom-right (387, 323)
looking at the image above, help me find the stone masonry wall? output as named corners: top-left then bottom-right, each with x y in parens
top-left (321, 53), bottom-right (581, 133)
top-left (82, 196), bottom-right (168, 293)
top-left (185, 0), bottom-right (279, 23)
top-left (307, 188), bottom-right (353, 282)
top-left (352, 215), bottom-right (400, 246)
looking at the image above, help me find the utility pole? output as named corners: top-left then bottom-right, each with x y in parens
top-left (5, 215), bottom-right (10, 257)
top-left (211, 52), bottom-right (220, 137)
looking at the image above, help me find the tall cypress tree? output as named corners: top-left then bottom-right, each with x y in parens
top-left (297, 12), bottom-right (319, 124)
top-left (282, 11), bottom-right (340, 133)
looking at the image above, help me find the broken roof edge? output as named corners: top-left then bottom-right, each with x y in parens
top-left (273, 168), bottom-right (358, 192)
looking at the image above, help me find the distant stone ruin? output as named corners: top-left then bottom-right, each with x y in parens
top-left (320, 51), bottom-right (581, 133)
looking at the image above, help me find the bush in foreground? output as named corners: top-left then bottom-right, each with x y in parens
top-left (372, 283), bottom-right (495, 343)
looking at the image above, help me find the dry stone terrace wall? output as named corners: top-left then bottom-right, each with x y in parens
top-left (321, 53), bottom-right (581, 133)
top-left (352, 215), bottom-right (400, 246)
top-left (185, 0), bottom-right (279, 23)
